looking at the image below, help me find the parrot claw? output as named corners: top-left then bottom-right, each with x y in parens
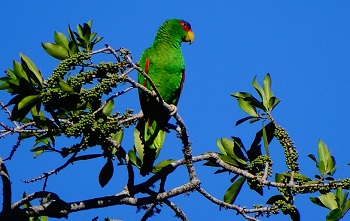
top-left (168, 104), bottom-right (178, 115)
top-left (152, 90), bottom-right (157, 96)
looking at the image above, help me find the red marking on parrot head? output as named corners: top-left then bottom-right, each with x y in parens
top-left (179, 20), bottom-right (192, 32)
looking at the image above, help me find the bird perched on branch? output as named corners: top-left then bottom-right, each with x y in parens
top-left (134, 19), bottom-right (194, 175)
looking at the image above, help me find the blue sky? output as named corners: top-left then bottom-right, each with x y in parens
top-left (1, 1), bottom-right (350, 220)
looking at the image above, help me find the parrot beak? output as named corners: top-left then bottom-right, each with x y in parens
top-left (184, 30), bottom-right (195, 44)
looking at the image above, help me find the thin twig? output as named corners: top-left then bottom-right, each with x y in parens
top-left (23, 152), bottom-right (78, 183)
top-left (92, 86), bottom-right (135, 115)
top-left (125, 154), bottom-right (135, 196)
top-left (197, 187), bottom-right (263, 221)
top-left (163, 200), bottom-right (188, 221)
top-left (140, 203), bottom-right (157, 221)
top-left (0, 100), bottom-right (19, 127)
top-left (4, 135), bottom-right (21, 161)
top-left (90, 44), bottom-right (121, 62)
top-left (0, 158), bottom-right (11, 217)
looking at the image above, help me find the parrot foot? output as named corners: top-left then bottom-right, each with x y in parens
top-left (168, 104), bottom-right (178, 115)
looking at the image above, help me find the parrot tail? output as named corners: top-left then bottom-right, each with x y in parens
top-left (134, 118), bottom-right (166, 176)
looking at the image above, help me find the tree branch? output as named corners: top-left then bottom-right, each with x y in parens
top-left (0, 158), bottom-right (11, 219)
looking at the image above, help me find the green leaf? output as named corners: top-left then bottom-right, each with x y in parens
top-left (90, 32), bottom-right (97, 41)
top-left (252, 76), bottom-right (266, 106)
top-left (263, 73), bottom-right (272, 109)
top-left (269, 96), bottom-right (281, 111)
top-left (31, 104), bottom-right (44, 119)
top-left (99, 159), bottom-right (114, 188)
top-left (232, 146), bottom-right (247, 165)
top-left (115, 146), bottom-right (126, 165)
top-left (20, 53), bottom-right (43, 86)
top-left (216, 138), bottom-right (226, 154)
top-left (67, 25), bottom-right (80, 54)
top-left (218, 154), bottom-right (239, 167)
top-left (93, 36), bottom-right (103, 44)
top-left (41, 42), bottom-right (69, 60)
top-left (231, 91), bottom-right (251, 98)
top-left (103, 99), bottom-right (114, 116)
top-left (30, 145), bottom-right (50, 158)
top-left (318, 140), bottom-right (331, 166)
top-left (278, 172), bottom-right (311, 183)
top-left (237, 97), bottom-right (259, 117)
top-left (40, 215), bottom-right (49, 221)
top-left (82, 22), bottom-right (91, 44)
top-left (220, 138), bottom-right (247, 165)
top-left (87, 20), bottom-right (93, 28)
top-left (7, 78), bottom-right (21, 90)
top-left (341, 191), bottom-right (350, 207)
top-left (113, 129), bottom-right (123, 147)
top-left (289, 208), bottom-right (301, 221)
top-left (308, 154), bottom-right (317, 164)
top-left (134, 128), bottom-right (144, 161)
top-left (0, 77), bottom-right (12, 91)
top-left (152, 159), bottom-right (174, 173)
top-left (231, 92), bottom-right (266, 111)
top-left (275, 173), bottom-right (285, 183)
top-left (310, 197), bottom-right (329, 208)
top-left (232, 136), bottom-right (247, 154)
top-left (6, 68), bottom-right (17, 79)
top-left (319, 160), bottom-right (326, 175)
top-left (68, 25), bottom-right (75, 40)
top-left (262, 122), bottom-right (269, 155)
top-left (293, 172), bottom-right (311, 181)
top-left (250, 117), bottom-right (260, 123)
top-left (77, 24), bottom-right (84, 38)
top-left (221, 138), bottom-right (235, 158)
top-left (327, 156), bottom-right (336, 176)
top-left (11, 106), bottom-right (33, 122)
top-left (319, 192), bottom-right (338, 210)
top-left (128, 149), bottom-right (141, 168)
top-left (342, 197), bottom-right (350, 217)
top-left (68, 41), bottom-right (78, 55)
top-left (58, 81), bottom-right (74, 93)
top-left (235, 116), bottom-right (258, 126)
top-left (326, 208), bottom-right (343, 221)
top-left (223, 176), bottom-right (246, 204)
top-left (13, 60), bottom-right (28, 80)
top-left (335, 187), bottom-right (345, 207)
top-left (251, 121), bottom-right (275, 155)
top-left (54, 31), bottom-right (69, 49)
top-left (18, 95), bottom-right (40, 110)
top-left (33, 134), bottom-right (50, 147)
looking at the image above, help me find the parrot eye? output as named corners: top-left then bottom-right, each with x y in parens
top-left (179, 20), bottom-right (191, 31)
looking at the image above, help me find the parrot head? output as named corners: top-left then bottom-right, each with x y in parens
top-left (178, 20), bottom-right (195, 44)
top-left (157, 19), bottom-right (195, 44)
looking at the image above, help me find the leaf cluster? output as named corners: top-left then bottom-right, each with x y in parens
top-left (42, 20), bottom-right (103, 60)
top-left (0, 21), bottom-right (132, 188)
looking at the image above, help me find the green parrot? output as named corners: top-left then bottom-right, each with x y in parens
top-left (134, 19), bottom-right (194, 175)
